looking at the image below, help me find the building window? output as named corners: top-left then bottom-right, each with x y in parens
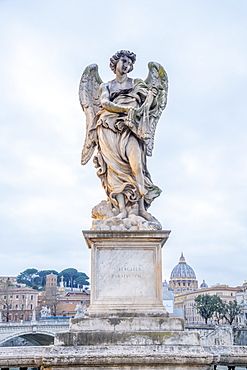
top-left (31, 295), bottom-right (33, 301)
top-left (16, 295), bottom-right (19, 299)
top-left (3, 295), bottom-right (7, 300)
top-left (30, 304), bottom-right (33, 310)
top-left (15, 304), bottom-right (18, 309)
top-left (10, 295), bottom-right (13, 299)
top-left (21, 304), bottom-right (25, 310)
top-left (22, 295), bottom-right (25, 300)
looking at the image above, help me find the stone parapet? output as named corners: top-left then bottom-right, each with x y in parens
top-left (2, 344), bottom-right (247, 369)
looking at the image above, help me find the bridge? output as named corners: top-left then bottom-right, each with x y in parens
top-left (0, 320), bottom-right (69, 346)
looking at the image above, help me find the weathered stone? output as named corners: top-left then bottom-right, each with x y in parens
top-left (69, 316), bottom-right (184, 332)
top-left (79, 51), bottom-right (168, 227)
top-left (2, 344), bottom-right (247, 369)
top-left (188, 325), bottom-right (234, 346)
top-left (83, 230), bottom-right (170, 318)
top-left (55, 330), bottom-right (200, 346)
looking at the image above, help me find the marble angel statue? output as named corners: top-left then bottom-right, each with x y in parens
top-left (79, 50), bottom-right (168, 231)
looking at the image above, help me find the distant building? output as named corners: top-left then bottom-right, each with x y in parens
top-left (169, 253), bottom-right (198, 294)
top-left (200, 279), bottom-right (208, 288)
top-left (45, 273), bottom-right (58, 298)
top-left (56, 290), bottom-right (90, 317)
top-left (174, 285), bottom-right (240, 324)
top-left (236, 282), bottom-right (247, 325)
top-left (38, 275), bottom-right (90, 318)
top-left (0, 276), bottom-right (17, 285)
top-left (162, 280), bottom-right (174, 314)
top-left (0, 285), bottom-right (38, 322)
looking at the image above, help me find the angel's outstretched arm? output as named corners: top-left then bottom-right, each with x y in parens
top-left (100, 83), bottom-right (133, 114)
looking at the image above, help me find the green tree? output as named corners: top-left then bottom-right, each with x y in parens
top-left (59, 268), bottom-right (89, 291)
top-left (194, 294), bottom-right (217, 324)
top-left (75, 272), bottom-right (90, 289)
top-left (17, 268), bottom-right (38, 287)
top-left (212, 295), bottom-right (225, 324)
top-left (59, 268), bottom-right (79, 291)
top-left (223, 300), bottom-right (242, 325)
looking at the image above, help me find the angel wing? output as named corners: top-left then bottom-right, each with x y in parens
top-left (79, 64), bottom-right (103, 165)
top-left (144, 62), bottom-right (168, 156)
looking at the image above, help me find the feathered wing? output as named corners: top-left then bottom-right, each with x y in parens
top-left (79, 64), bottom-right (103, 165)
top-left (144, 62), bottom-right (168, 156)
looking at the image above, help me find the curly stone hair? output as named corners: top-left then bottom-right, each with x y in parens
top-left (109, 50), bottom-right (136, 73)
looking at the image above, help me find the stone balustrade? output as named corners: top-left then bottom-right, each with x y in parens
top-left (0, 344), bottom-right (247, 369)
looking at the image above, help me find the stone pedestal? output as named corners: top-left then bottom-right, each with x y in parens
top-left (83, 230), bottom-right (170, 318)
top-left (53, 230), bottom-right (213, 369)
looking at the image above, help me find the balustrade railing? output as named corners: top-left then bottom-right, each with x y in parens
top-left (0, 345), bottom-right (247, 369)
top-left (0, 319), bottom-right (69, 327)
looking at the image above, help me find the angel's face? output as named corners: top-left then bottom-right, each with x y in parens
top-left (116, 56), bottom-right (133, 75)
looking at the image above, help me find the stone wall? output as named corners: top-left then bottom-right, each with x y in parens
top-left (233, 327), bottom-right (247, 346)
top-left (186, 326), bottom-right (233, 346)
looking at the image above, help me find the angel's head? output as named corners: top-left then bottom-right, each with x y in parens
top-left (110, 50), bottom-right (136, 74)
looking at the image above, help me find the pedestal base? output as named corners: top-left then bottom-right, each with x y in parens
top-left (56, 316), bottom-right (199, 347)
top-left (83, 230), bottom-right (170, 317)
top-left (53, 230), bottom-right (212, 369)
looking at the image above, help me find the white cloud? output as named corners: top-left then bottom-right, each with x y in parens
top-left (0, 0), bottom-right (247, 287)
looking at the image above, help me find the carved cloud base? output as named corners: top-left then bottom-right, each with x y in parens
top-left (91, 200), bottom-right (162, 231)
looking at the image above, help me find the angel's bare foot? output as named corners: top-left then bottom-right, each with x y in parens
top-left (115, 194), bottom-right (127, 219)
top-left (116, 210), bottom-right (128, 219)
top-left (139, 210), bottom-right (153, 221)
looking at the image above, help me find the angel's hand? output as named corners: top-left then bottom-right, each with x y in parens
top-left (151, 86), bottom-right (159, 97)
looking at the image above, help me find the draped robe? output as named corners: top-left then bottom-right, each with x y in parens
top-left (91, 80), bottom-right (161, 210)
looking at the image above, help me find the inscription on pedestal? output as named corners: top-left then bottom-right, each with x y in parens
top-left (96, 248), bottom-right (156, 299)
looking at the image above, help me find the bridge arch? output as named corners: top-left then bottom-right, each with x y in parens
top-left (0, 330), bottom-right (55, 346)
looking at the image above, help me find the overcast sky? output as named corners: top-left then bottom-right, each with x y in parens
top-left (0, 0), bottom-right (247, 288)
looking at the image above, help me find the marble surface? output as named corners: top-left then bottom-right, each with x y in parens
top-left (80, 51), bottom-right (168, 226)
top-left (83, 230), bottom-right (170, 317)
top-left (96, 247), bottom-right (156, 299)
